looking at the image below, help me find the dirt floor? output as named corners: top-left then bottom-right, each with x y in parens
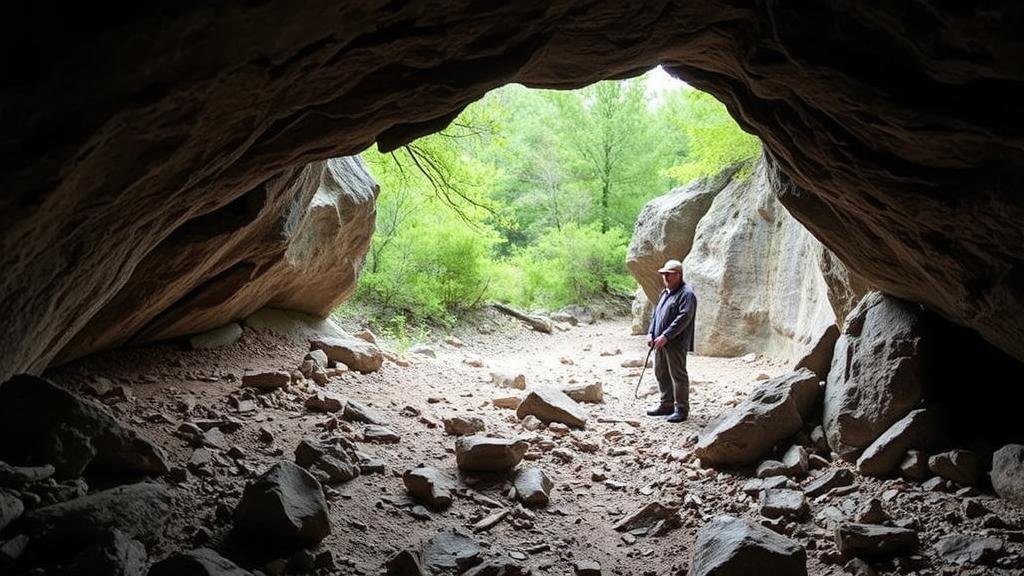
top-left (44, 313), bottom-right (1024, 575)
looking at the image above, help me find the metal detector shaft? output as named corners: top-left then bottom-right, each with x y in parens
top-left (633, 345), bottom-right (655, 399)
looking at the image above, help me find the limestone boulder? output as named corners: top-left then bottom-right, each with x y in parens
top-left (681, 159), bottom-right (837, 363)
top-left (691, 515), bottom-right (807, 576)
top-left (627, 167), bottom-right (734, 302)
top-left (695, 369), bottom-right (819, 467)
top-left (824, 292), bottom-right (931, 460)
top-left (991, 444), bottom-right (1024, 506)
top-left (309, 335), bottom-right (383, 374)
top-left (793, 324), bottom-right (839, 381)
top-left (234, 461), bottom-right (331, 545)
top-left (0, 375), bottom-right (168, 478)
top-left (516, 387), bottom-right (588, 429)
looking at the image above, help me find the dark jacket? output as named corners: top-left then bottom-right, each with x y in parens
top-left (649, 282), bottom-right (697, 351)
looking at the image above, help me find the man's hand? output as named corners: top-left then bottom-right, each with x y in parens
top-left (647, 335), bottom-right (654, 348)
top-left (653, 335), bottom-right (668, 349)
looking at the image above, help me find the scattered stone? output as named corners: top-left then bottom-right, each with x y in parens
top-left (242, 371), bottom-right (291, 391)
top-left (72, 528), bottom-right (148, 576)
top-left (491, 371), bottom-right (527, 390)
top-left (936, 534), bottom-right (1004, 565)
top-left (305, 391), bottom-right (344, 413)
top-left (0, 534), bottom-right (29, 568)
top-left (690, 515), bottom-right (807, 576)
top-left (443, 416), bottom-right (485, 436)
top-left (342, 400), bottom-right (385, 425)
top-left (408, 505), bottom-right (432, 520)
top-left (854, 498), bottom-right (888, 525)
top-left (761, 489), bottom-right (809, 520)
top-left (520, 415), bottom-right (544, 431)
top-left (804, 468), bottom-right (855, 498)
top-left (0, 375), bottom-right (170, 478)
top-left (0, 490), bottom-right (24, 532)
top-left (559, 356), bottom-right (574, 365)
top-left (991, 444), bottom-right (1024, 505)
top-left (921, 476), bottom-right (947, 492)
top-left (834, 523), bottom-right (919, 558)
top-left (473, 509), bottom-right (508, 532)
top-left (928, 449), bottom-right (981, 486)
top-left (234, 461), bottom-right (330, 545)
top-left (842, 558), bottom-right (876, 576)
top-left (599, 348), bottom-right (621, 357)
top-left (23, 482), bottom-right (172, 546)
top-left (463, 355), bottom-right (485, 368)
top-left (455, 436), bottom-right (529, 472)
top-left (823, 293), bottom-right (929, 460)
top-left (613, 502), bottom-right (679, 532)
top-left (620, 357), bottom-right (649, 368)
top-left (856, 409), bottom-right (940, 477)
top-left (492, 396), bottom-right (522, 410)
top-left (309, 335), bottom-right (383, 373)
top-left (0, 461), bottom-right (54, 487)
top-left (202, 427), bottom-right (229, 451)
top-left (149, 547), bottom-right (254, 576)
top-left (561, 381), bottom-right (603, 404)
top-left (423, 531), bottom-right (482, 572)
top-left (514, 468), bottom-right (553, 507)
top-left (188, 323), bottom-right (243, 350)
top-left (899, 450), bottom-right (930, 481)
top-left (353, 328), bottom-right (377, 344)
top-left (404, 466), bottom-right (455, 510)
top-left (85, 376), bottom-right (115, 397)
top-left (362, 425), bottom-right (401, 444)
top-left (793, 324), bottom-right (840, 381)
top-left (574, 560), bottom-right (602, 576)
top-left (445, 336), bottom-right (464, 347)
top-left (695, 369), bottom-right (819, 466)
top-left (409, 345), bottom-right (436, 358)
top-left (962, 498), bottom-right (989, 520)
top-left (517, 387), bottom-right (587, 429)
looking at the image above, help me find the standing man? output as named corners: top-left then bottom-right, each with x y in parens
top-left (646, 259), bottom-right (697, 423)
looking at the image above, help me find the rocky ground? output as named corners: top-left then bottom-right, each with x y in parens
top-left (4, 312), bottom-right (1023, 575)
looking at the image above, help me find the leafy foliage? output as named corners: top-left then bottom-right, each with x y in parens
top-left (346, 71), bottom-right (760, 327)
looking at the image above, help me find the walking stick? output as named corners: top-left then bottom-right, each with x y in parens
top-left (633, 345), bottom-right (654, 400)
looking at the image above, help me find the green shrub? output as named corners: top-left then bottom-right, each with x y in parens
top-left (498, 222), bottom-right (632, 309)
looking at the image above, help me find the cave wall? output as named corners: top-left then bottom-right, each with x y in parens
top-left (2, 2), bottom-right (1023, 380)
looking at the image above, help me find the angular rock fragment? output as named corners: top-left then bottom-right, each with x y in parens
top-left (561, 382), bottom-right (603, 404)
top-left (513, 468), bottom-right (553, 507)
top-left (403, 466), bottom-right (455, 510)
top-left (991, 444), bottom-right (1024, 505)
top-left (304, 391), bottom-right (343, 413)
top-left (824, 293), bottom-right (929, 460)
top-left (928, 449), bottom-right (981, 487)
top-left (363, 425), bottom-right (401, 443)
top-left (455, 436), bottom-right (528, 472)
top-left (803, 468), bottom-right (855, 498)
top-left (691, 515), bottom-right (807, 576)
top-left (0, 375), bottom-right (169, 478)
top-left (23, 482), bottom-right (172, 546)
top-left (695, 369), bottom-right (819, 466)
top-left (760, 489), bottom-right (809, 520)
top-left (834, 523), bottom-right (919, 558)
top-left (856, 409), bottom-right (940, 477)
top-left (234, 461), bottom-right (330, 545)
top-left (309, 336), bottom-right (383, 373)
top-left (241, 371), bottom-right (291, 391)
top-left (936, 534), bottom-right (1004, 566)
top-left (516, 387), bottom-right (587, 429)
top-left (342, 400), bottom-right (385, 425)
top-left (150, 547), bottom-right (254, 575)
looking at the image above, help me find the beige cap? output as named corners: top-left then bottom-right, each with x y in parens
top-left (657, 259), bottom-right (683, 273)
